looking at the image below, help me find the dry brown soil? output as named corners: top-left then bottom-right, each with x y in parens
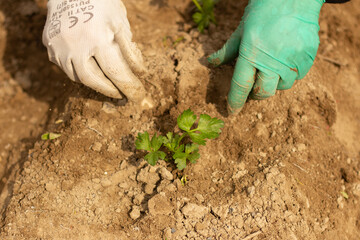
top-left (0, 0), bottom-right (359, 239)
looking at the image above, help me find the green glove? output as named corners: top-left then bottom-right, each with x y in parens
top-left (208, 0), bottom-right (323, 114)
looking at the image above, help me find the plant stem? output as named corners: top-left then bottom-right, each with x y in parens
top-left (178, 133), bottom-right (187, 144)
top-left (188, 128), bottom-right (198, 133)
top-left (192, 0), bottom-right (203, 12)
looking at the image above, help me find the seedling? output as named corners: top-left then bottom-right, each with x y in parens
top-left (172, 36), bottom-right (185, 47)
top-left (192, 0), bottom-right (218, 33)
top-left (41, 132), bottom-right (61, 140)
top-left (181, 175), bottom-right (188, 186)
top-left (341, 191), bottom-right (349, 199)
top-left (135, 109), bottom-right (224, 170)
top-left (162, 36), bottom-right (185, 48)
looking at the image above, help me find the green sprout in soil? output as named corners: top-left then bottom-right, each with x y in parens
top-left (135, 109), bottom-right (224, 170)
top-left (341, 191), bottom-right (349, 199)
top-left (181, 175), bottom-right (188, 186)
top-left (41, 132), bottom-right (61, 140)
top-left (192, 0), bottom-right (218, 33)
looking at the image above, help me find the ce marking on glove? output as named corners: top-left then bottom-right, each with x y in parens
top-left (48, 20), bottom-right (61, 39)
top-left (69, 12), bottom-right (94, 28)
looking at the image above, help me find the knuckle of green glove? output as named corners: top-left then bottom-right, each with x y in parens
top-left (250, 70), bottom-right (279, 100)
top-left (240, 0), bottom-right (321, 83)
top-left (277, 77), bottom-right (296, 90)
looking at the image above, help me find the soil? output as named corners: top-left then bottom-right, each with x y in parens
top-left (0, 0), bottom-right (359, 239)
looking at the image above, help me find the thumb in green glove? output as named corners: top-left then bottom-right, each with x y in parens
top-left (208, 0), bottom-right (324, 114)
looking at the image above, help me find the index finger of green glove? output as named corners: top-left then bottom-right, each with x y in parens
top-left (228, 57), bottom-right (256, 114)
top-left (207, 24), bottom-right (243, 67)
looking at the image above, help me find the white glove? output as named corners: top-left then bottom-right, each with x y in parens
top-left (42, 0), bottom-right (146, 103)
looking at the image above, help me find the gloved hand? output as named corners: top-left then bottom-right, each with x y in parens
top-left (208, 0), bottom-right (323, 114)
top-left (43, 0), bottom-right (147, 103)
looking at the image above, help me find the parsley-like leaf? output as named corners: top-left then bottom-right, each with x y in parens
top-left (150, 133), bottom-right (165, 151)
top-left (135, 132), bottom-right (152, 151)
top-left (196, 114), bottom-right (224, 139)
top-left (185, 144), bottom-right (200, 164)
top-left (192, 0), bottom-right (217, 33)
top-left (173, 144), bottom-right (187, 170)
top-left (145, 151), bottom-right (166, 166)
top-left (135, 132), bottom-right (166, 166)
top-left (134, 109), bottom-right (224, 171)
top-left (174, 153), bottom-right (187, 170)
top-left (177, 109), bottom-right (197, 132)
top-left (163, 132), bottom-right (181, 152)
top-left (188, 132), bottom-right (207, 145)
top-left (173, 144), bottom-right (200, 170)
top-left (192, 12), bottom-right (203, 24)
top-left (186, 113), bottom-right (224, 145)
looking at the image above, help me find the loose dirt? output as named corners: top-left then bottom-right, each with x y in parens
top-left (0, 0), bottom-right (359, 239)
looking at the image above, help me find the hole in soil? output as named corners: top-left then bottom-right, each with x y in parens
top-left (340, 168), bottom-right (349, 183)
top-left (154, 110), bottom-right (177, 135)
top-left (121, 134), bottom-right (136, 152)
top-left (173, 59), bottom-right (179, 67)
top-left (206, 66), bottom-right (233, 117)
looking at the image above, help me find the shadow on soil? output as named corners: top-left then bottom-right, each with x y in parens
top-left (0, 0), bottom-right (124, 220)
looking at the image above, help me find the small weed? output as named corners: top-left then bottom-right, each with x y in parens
top-left (41, 132), bottom-right (61, 140)
top-left (180, 175), bottom-right (188, 186)
top-left (192, 0), bottom-right (218, 33)
top-left (341, 191), bottom-right (349, 199)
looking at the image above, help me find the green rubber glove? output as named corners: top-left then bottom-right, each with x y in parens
top-left (208, 0), bottom-right (324, 114)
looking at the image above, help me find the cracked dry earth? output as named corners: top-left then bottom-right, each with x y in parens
top-left (0, 0), bottom-right (360, 239)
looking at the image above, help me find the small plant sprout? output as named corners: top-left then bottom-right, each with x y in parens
top-left (41, 132), bottom-right (61, 140)
top-left (181, 175), bottom-right (188, 186)
top-left (135, 109), bottom-right (224, 170)
top-left (341, 191), bottom-right (349, 199)
top-left (192, 0), bottom-right (218, 33)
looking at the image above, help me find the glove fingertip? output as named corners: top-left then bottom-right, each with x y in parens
top-left (227, 102), bottom-right (243, 115)
top-left (207, 53), bottom-right (223, 67)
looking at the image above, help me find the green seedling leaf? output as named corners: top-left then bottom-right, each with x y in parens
top-left (173, 144), bottom-right (200, 170)
top-left (134, 109), bottom-right (224, 171)
top-left (187, 132), bottom-right (207, 145)
top-left (185, 144), bottom-right (200, 163)
top-left (145, 151), bottom-right (166, 166)
top-left (341, 191), bottom-right (349, 199)
top-left (135, 132), bottom-right (152, 152)
top-left (173, 144), bottom-right (186, 170)
top-left (136, 132), bottom-right (166, 166)
top-left (173, 36), bottom-right (185, 46)
top-left (163, 132), bottom-right (181, 152)
top-left (192, 0), bottom-right (217, 33)
top-left (192, 12), bottom-right (203, 24)
top-left (177, 109), bottom-right (197, 132)
top-left (150, 133), bottom-right (165, 152)
top-left (197, 114), bottom-right (224, 139)
top-left (41, 132), bottom-right (61, 140)
top-left (180, 175), bottom-right (188, 186)
top-left (186, 113), bottom-right (224, 145)
top-left (174, 154), bottom-right (187, 170)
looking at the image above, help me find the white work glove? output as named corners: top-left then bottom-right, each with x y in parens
top-left (42, 0), bottom-right (147, 103)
